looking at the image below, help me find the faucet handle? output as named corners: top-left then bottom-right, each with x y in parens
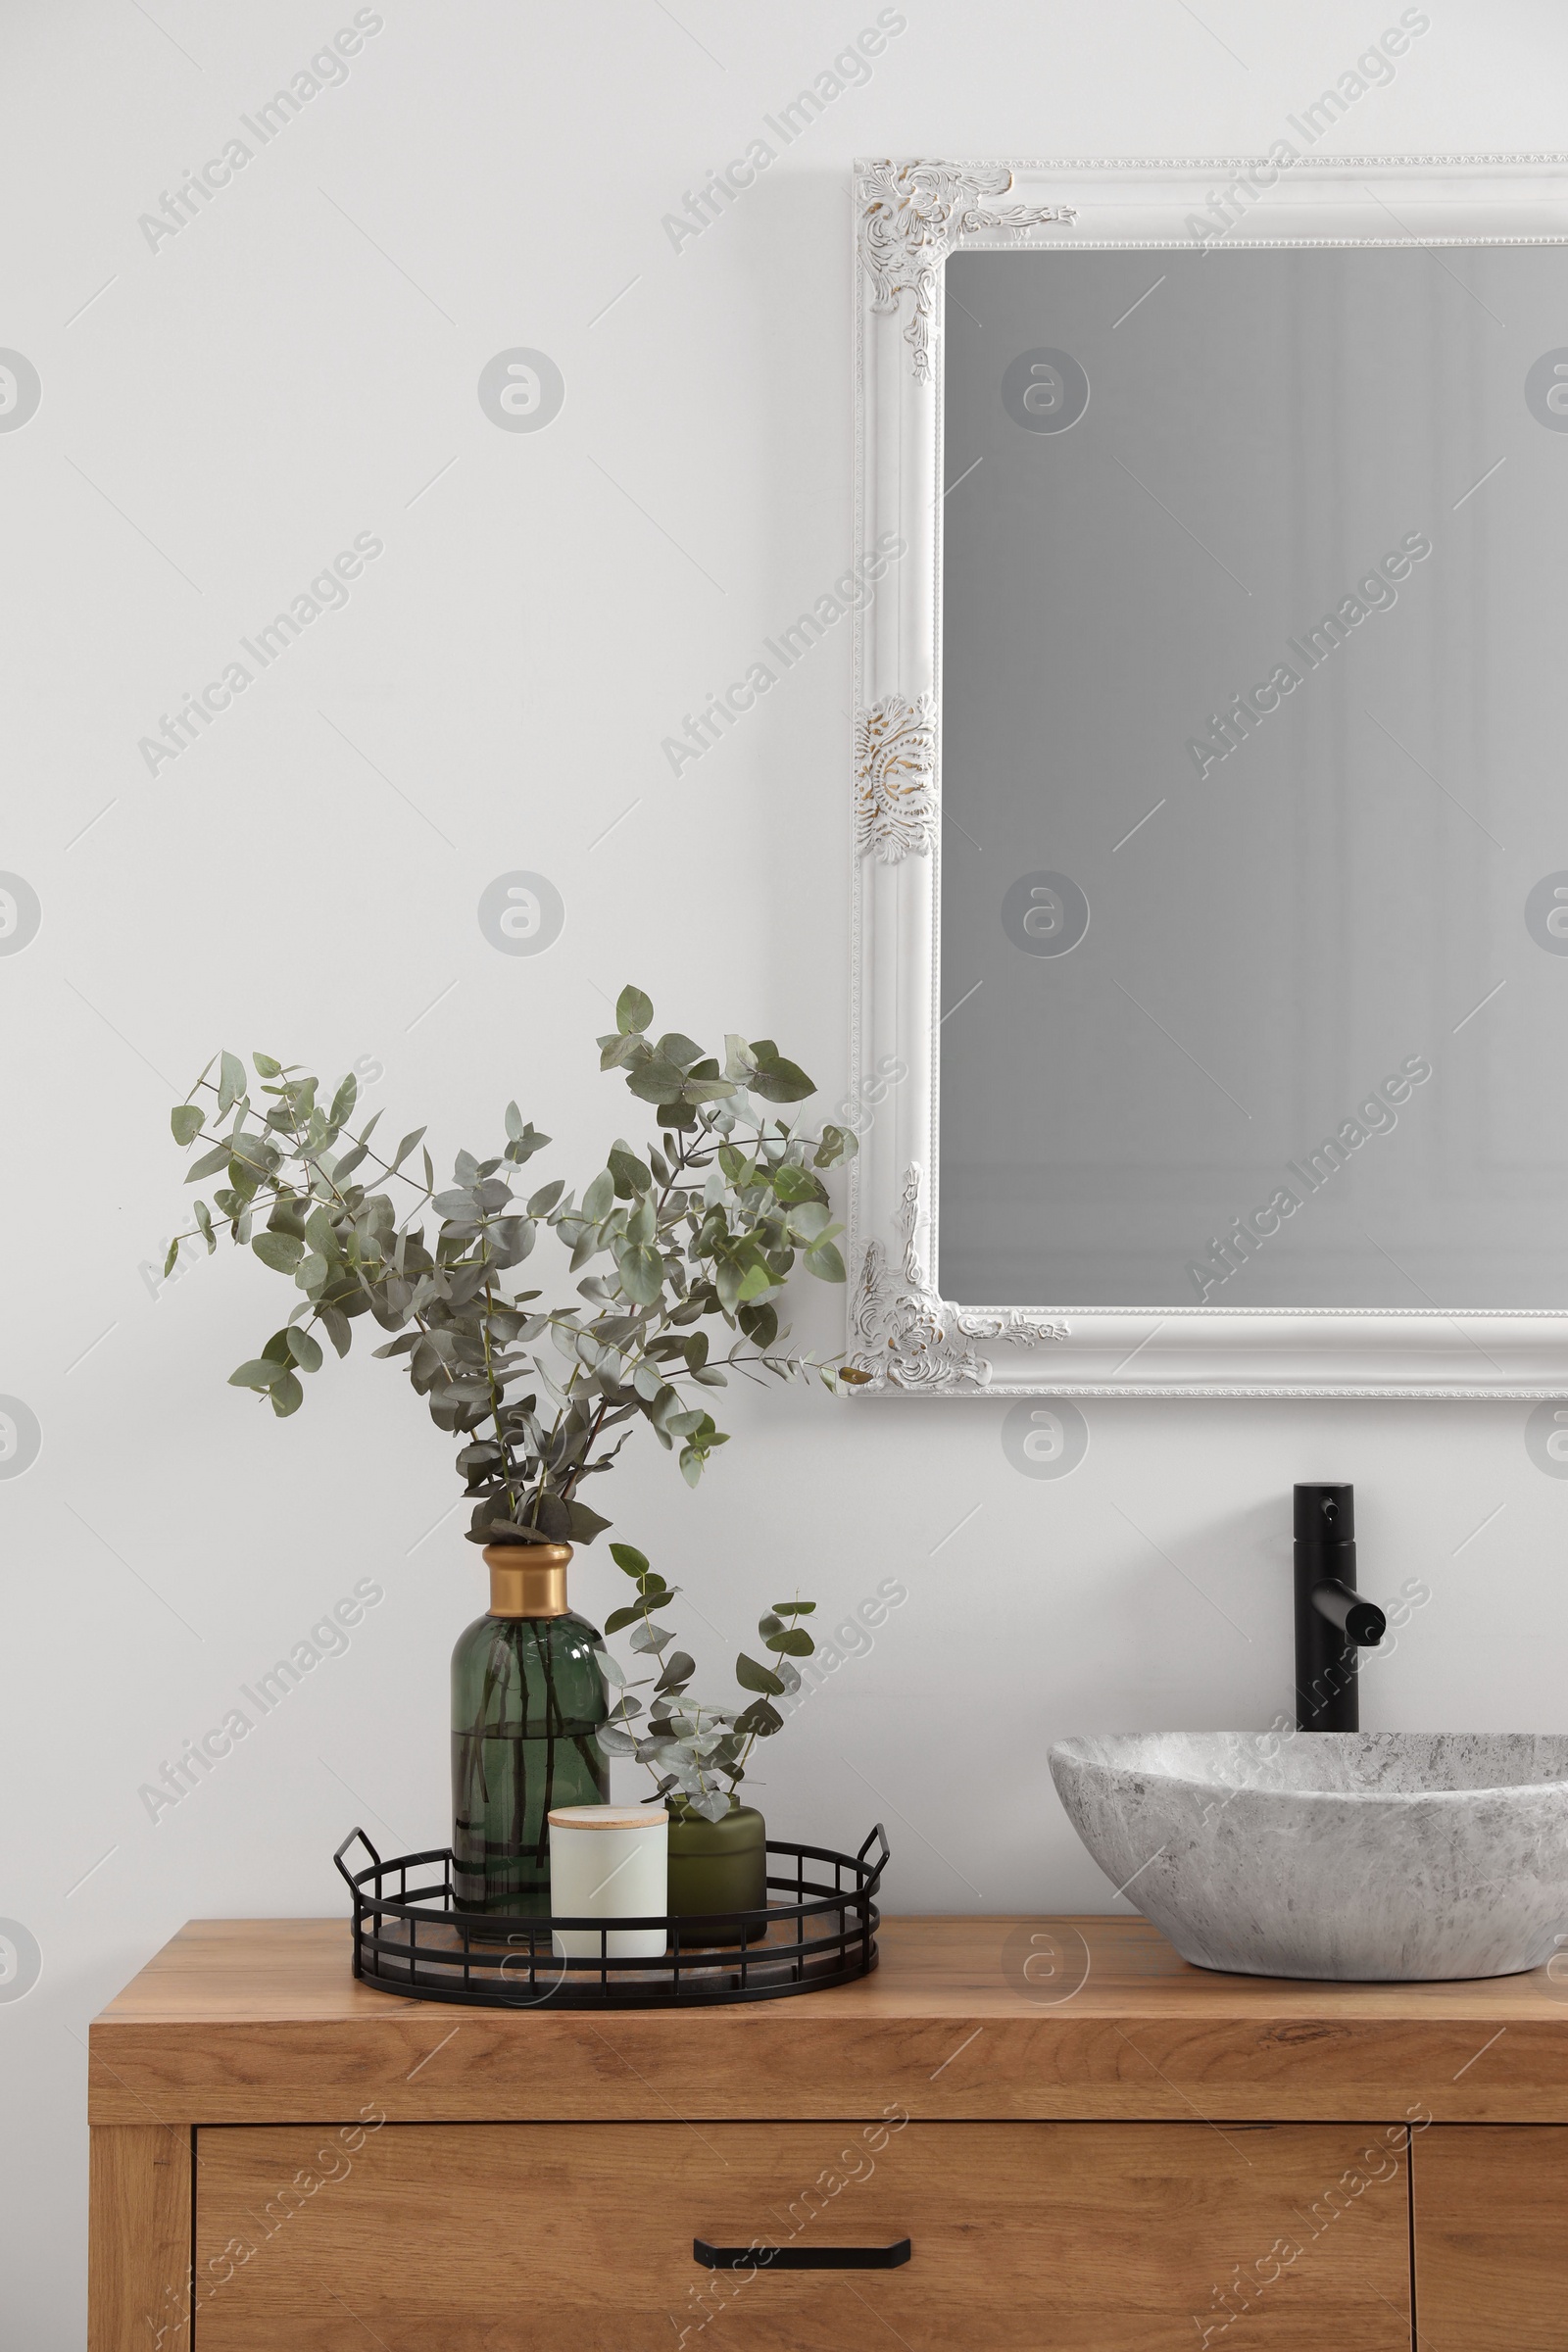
top-left (1295, 1481), bottom-right (1355, 1544)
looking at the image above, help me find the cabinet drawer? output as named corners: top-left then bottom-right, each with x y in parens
top-left (1414, 2125), bottom-right (1568, 2346)
top-left (193, 2118), bottom-right (1410, 2351)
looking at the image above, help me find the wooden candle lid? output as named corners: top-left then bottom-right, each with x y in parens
top-left (548, 1805), bottom-right (666, 1831)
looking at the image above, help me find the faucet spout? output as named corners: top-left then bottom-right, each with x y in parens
top-left (1310, 1576), bottom-right (1387, 1648)
top-left (1294, 1483), bottom-right (1383, 1733)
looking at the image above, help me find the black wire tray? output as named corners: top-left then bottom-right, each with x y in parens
top-left (333, 1824), bottom-right (888, 2009)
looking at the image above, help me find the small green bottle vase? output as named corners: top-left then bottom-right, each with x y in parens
top-left (451, 1544), bottom-right (608, 1919)
top-left (666, 1799), bottom-right (767, 1941)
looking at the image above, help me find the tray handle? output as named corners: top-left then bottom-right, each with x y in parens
top-left (333, 1827), bottom-right (382, 1893)
top-left (856, 1822), bottom-right (890, 1886)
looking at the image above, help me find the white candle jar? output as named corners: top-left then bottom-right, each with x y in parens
top-left (548, 1805), bottom-right (668, 1959)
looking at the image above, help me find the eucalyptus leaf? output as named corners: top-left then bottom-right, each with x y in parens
top-left (319, 1305), bottom-right (352, 1357)
top-left (813, 1124), bottom-right (858, 1168)
top-left (616, 1243), bottom-right (663, 1307)
top-left (599, 1030), bottom-right (642, 1071)
top-left (253, 1231), bottom-right (304, 1274)
top-left (737, 1301), bottom-right (778, 1349)
top-left (771, 1163), bottom-right (825, 1205)
top-left (186, 1141), bottom-right (231, 1184)
top-left (646, 1382), bottom-right (681, 1430)
top-left (616, 984), bottom-right (654, 1036)
top-left (505, 1121), bottom-right (550, 1164)
top-left (608, 1143), bottom-right (651, 1199)
top-left (749, 1052), bottom-right (814, 1103)
top-left (623, 1059), bottom-right (687, 1104)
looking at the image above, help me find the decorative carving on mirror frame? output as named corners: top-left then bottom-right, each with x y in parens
top-left (856, 160), bottom-right (1077, 383)
top-left (854, 693), bottom-right (937, 863)
top-left (850, 1164), bottom-right (1071, 1392)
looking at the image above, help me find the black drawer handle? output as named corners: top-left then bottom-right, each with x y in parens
top-left (694, 2238), bottom-right (911, 2271)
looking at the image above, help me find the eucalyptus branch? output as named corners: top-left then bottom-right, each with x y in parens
top-left (596, 1544), bottom-right (817, 1821)
top-left (185, 1064), bottom-right (439, 1207)
top-left (171, 986), bottom-right (867, 1546)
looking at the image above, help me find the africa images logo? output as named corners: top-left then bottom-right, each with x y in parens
top-left (477, 872), bottom-right (565, 956)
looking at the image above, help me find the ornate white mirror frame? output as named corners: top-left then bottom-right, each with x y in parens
top-left (847, 153), bottom-right (1568, 1398)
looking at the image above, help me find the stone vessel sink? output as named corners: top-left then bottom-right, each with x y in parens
top-left (1050, 1732), bottom-right (1568, 1982)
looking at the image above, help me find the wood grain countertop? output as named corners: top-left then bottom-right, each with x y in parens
top-left (88, 1914), bottom-right (1568, 2129)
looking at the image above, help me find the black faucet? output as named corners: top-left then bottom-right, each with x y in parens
top-left (1294, 1483), bottom-right (1387, 1732)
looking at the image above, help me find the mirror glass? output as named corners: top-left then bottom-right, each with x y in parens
top-left (939, 243), bottom-right (1568, 1312)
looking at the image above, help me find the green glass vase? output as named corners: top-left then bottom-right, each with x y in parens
top-left (451, 1544), bottom-right (608, 1918)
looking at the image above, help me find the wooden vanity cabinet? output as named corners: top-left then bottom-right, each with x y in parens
top-left (88, 1916), bottom-right (1568, 2351)
top-left (1410, 2126), bottom-right (1568, 2349)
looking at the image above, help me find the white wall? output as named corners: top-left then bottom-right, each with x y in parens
top-left (3, 0), bottom-right (1566, 2334)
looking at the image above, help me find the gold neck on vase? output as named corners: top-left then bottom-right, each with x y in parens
top-left (483, 1542), bottom-right (573, 1619)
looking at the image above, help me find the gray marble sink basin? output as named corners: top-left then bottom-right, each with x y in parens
top-left (1050, 1732), bottom-right (1568, 1982)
